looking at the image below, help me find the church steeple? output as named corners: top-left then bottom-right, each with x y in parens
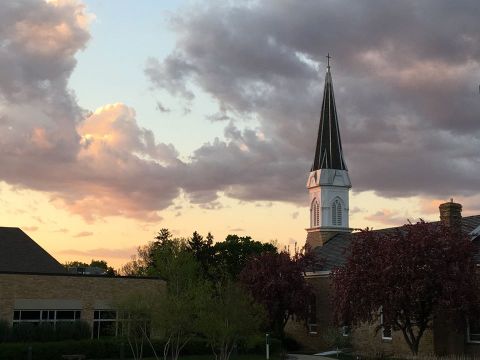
top-left (312, 55), bottom-right (347, 171)
top-left (306, 55), bottom-right (352, 250)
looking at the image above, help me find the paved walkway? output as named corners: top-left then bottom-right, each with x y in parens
top-left (288, 355), bottom-right (333, 360)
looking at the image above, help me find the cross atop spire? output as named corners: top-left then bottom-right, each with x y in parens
top-left (311, 58), bottom-right (347, 171)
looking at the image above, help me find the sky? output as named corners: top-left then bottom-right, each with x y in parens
top-left (0, 0), bottom-right (479, 268)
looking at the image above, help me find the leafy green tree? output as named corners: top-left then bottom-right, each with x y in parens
top-left (121, 230), bottom-right (277, 280)
top-left (64, 261), bottom-right (88, 268)
top-left (198, 280), bottom-right (265, 360)
top-left (116, 288), bottom-right (163, 360)
top-left (90, 259), bottom-right (116, 276)
top-left (120, 243), bottom-right (153, 276)
top-left (118, 235), bottom-right (204, 360)
top-left (120, 229), bottom-right (174, 276)
top-left (187, 231), bottom-right (215, 278)
top-left (151, 236), bottom-right (205, 360)
top-left (64, 259), bottom-right (116, 276)
top-left (214, 235), bottom-right (277, 279)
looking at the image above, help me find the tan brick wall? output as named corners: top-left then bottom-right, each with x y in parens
top-left (285, 276), bottom-right (334, 351)
top-left (0, 273), bottom-right (165, 328)
top-left (306, 231), bottom-right (323, 249)
top-left (351, 322), bottom-right (434, 357)
top-left (306, 231), bottom-right (339, 249)
top-left (287, 274), bottom-right (438, 356)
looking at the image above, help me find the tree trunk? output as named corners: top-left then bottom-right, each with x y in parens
top-left (398, 323), bottom-right (426, 356)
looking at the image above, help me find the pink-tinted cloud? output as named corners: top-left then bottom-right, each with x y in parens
top-left (0, 2), bottom-right (184, 222)
top-left (73, 231), bottom-right (93, 238)
top-left (23, 226), bottom-right (39, 232)
top-left (364, 209), bottom-right (409, 227)
top-left (58, 246), bottom-right (137, 259)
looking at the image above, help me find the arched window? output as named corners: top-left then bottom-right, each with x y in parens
top-left (311, 198), bottom-right (320, 227)
top-left (331, 199), bottom-right (342, 226)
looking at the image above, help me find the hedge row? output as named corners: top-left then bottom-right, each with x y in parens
top-left (0, 337), bottom-right (213, 360)
top-left (0, 321), bottom-right (90, 342)
top-left (0, 335), bottom-right (283, 360)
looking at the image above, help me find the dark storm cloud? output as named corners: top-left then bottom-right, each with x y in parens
top-left (147, 0), bottom-right (480, 202)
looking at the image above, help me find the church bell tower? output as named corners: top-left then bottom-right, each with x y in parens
top-left (306, 56), bottom-right (352, 249)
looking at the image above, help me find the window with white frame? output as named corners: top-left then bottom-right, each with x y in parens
top-left (311, 198), bottom-right (320, 227)
top-left (468, 318), bottom-right (480, 343)
top-left (13, 309), bottom-right (81, 327)
top-left (342, 325), bottom-right (351, 337)
top-left (93, 310), bottom-right (118, 339)
top-left (331, 199), bottom-right (342, 226)
top-left (380, 309), bottom-right (392, 340)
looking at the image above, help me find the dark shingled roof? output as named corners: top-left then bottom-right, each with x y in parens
top-left (0, 227), bottom-right (65, 274)
top-left (313, 215), bottom-right (480, 271)
top-left (311, 63), bottom-right (347, 171)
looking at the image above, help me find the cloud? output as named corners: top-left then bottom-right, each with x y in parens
top-left (156, 101), bottom-right (170, 113)
top-left (2, 0), bottom-right (480, 225)
top-left (23, 226), bottom-right (38, 232)
top-left (229, 228), bottom-right (244, 232)
top-left (364, 209), bottom-right (410, 227)
top-left (146, 0), bottom-right (480, 203)
top-left (58, 246), bottom-right (137, 259)
top-left (0, 2), bottom-right (185, 222)
top-left (74, 231), bottom-right (93, 238)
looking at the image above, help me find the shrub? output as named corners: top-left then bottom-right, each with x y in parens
top-left (7, 321), bottom-right (91, 342)
top-left (55, 321), bottom-right (91, 340)
top-left (0, 320), bottom-right (10, 342)
top-left (0, 339), bottom-right (121, 360)
top-left (246, 335), bottom-right (282, 355)
top-left (282, 335), bottom-right (301, 351)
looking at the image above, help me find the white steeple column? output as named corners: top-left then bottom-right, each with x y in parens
top-left (306, 56), bottom-right (352, 249)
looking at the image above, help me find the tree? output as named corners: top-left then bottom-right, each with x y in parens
top-left (116, 289), bottom-right (162, 360)
top-left (239, 249), bottom-right (314, 340)
top-left (120, 243), bottom-right (153, 276)
top-left (120, 229), bottom-right (174, 276)
top-left (187, 231), bottom-right (215, 278)
top-left (332, 221), bottom-right (480, 355)
top-left (64, 261), bottom-right (88, 268)
top-left (198, 281), bottom-right (265, 360)
top-left (64, 259), bottom-right (116, 276)
top-left (119, 234), bottom-right (205, 360)
top-left (151, 236), bottom-right (205, 360)
top-left (215, 235), bottom-right (277, 279)
top-left (90, 259), bottom-right (116, 276)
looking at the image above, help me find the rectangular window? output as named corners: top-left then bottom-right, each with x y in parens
top-left (380, 310), bottom-right (392, 340)
top-left (13, 309), bottom-right (81, 326)
top-left (342, 325), bottom-right (351, 337)
top-left (93, 310), bottom-right (118, 339)
top-left (468, 319), bottom-right (480, 343)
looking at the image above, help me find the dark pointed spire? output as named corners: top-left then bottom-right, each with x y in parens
top-left (311, 55), bottom-right (347, 171)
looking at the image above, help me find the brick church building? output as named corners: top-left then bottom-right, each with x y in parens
top-left (286, 58), bottom-right (480, 356)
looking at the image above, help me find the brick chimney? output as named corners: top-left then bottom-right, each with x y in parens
top-left (439, 199), bottom-right (462, 232)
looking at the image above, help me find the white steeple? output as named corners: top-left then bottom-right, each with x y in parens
top-left (306, 55), bottom-right (352, 249)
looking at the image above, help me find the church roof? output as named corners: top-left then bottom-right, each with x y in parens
top-left (312, 215), bottom-right (480, 271)
top-left (0, 227), bottom-right (66, 274)
top-left (311, 58), bottom-right (347, 171)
